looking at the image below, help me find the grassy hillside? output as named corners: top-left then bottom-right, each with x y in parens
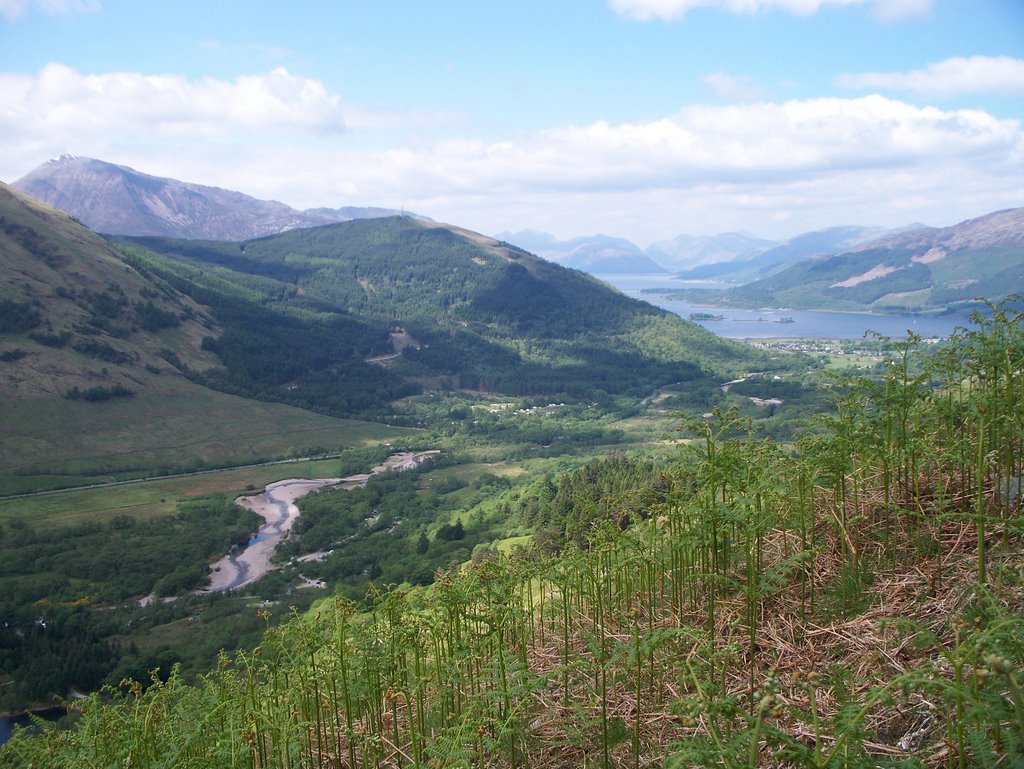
top-left (3, 181), bottom-right (756, 495)
top-left (722, 243), bottom-right (1018, 312)
top-left (4, 302), bottom-right (1021, 768)
top-left (0, 391), bottom-right (412, 495)
top-left (0, 185), bottom-right (415, 493)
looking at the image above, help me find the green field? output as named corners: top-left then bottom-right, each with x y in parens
top-left (0, 389), bottom-right (417, 495)
top-left (0, 456), bottom-right (356, 527)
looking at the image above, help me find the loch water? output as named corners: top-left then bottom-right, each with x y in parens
top-left (0, 708), bottom-right (66, 746)
top-left (598, 273), bottom-right (969, 340)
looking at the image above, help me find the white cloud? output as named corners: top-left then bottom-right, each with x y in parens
top-left (0, 64), bottom-right (467, 160)
top-left (701, 72), bottom-right (766, 101)
top-left (2, 65), bottom-right (1019, 242)
top-left (0, 64), bottom-right (348, 138)
top-left (608, 0), bottom-right (930, 21)
top-left (0, 0), bottom-right (99, 21)
top-left (196, 94), bottom-right (1020, 240)
top-left (385, 96), bottom-right (1018, 194)
top-left (838, 56), bottom-right (1024, 96)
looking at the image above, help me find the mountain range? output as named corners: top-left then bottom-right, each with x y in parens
top-left (10, 156), bottom-right (1023, 315)
top-left (495, 230), bottom-right (667, 273)
top-left (676, 207), bottom-right (1024, 314)
top-left (502, 217), bottom-right (1024, 315)
top-left (11, 155), bottom-right (426, 241)
top-left (10, 157), bottom-right (908, 283)
top-left (498, 225), bottom-right (916, 284)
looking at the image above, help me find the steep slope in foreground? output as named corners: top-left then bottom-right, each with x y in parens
top-left (0, 184), bottom-right (407, 493)
top-left (122, 217), bottom-right (754, 399)
top-left (712, 208), bottom-right (1024, 313)
top-left (11, 155), bottom-right (421, 240)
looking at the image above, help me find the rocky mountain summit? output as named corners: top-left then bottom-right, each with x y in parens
top-left (11, 156), bottom-right (415, 240)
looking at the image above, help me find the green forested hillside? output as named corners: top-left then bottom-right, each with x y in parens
top-left (0, 185), bottom-right (771, 717)
top-left (4, 303), bottom-right (1021, 768)
top-left (119, 217), bottom-right (755, 407)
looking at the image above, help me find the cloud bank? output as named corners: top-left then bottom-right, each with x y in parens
top-left (1, 64), bottom-right (1020, 241)
top-left (838, 56), bottom-right (1024, 96)
top-left (0, 64), bottom-right (347, 140)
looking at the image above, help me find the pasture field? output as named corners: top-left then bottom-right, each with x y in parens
top-left (0, 389), bottom-right (417, 495)
top-left (0, 458), bottom-right (365, 527)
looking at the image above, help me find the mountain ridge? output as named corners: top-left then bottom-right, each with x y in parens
top-left (117, 215), bottom-right (752, 395)
top-left (0, 182), bottom-right (405, 492)
top-left (1, 183), bottom-right (756, 494)
top-left (11, 155), bottom-right (423, 240)
top-left (644, 231), bottom-right (777, 272)
top-left (2, 174), bottom-right (748, 410)
top-left (677, 207), bottom-right (1024, 313)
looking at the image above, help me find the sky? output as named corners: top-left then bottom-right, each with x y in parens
top-left (1, 0), bottom-right (1023, 246)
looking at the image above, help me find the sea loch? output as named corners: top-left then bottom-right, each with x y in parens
top-left (599, 274), bottom-right (969, 340)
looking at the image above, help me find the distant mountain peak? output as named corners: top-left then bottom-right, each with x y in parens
top-left (497, 231), bottom-right (667, 274)
top-left (12, 156), bottom-right (425, 241)
top-left (857, 207), bottom-right (1024, 253)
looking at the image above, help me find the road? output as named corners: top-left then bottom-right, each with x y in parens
top-left (0, 453), bottom-right (349, 501)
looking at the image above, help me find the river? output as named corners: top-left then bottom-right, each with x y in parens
top-left (0, 708), bottom-right (65, 747)
top-left (205, 450), bottom-right (441, 592)
top-left (598, 273), bottom-right (970, 340)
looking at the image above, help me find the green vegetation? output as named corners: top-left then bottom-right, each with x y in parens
top-left (64, 384), bottom-right (134, 401)
top-left (3, 185), bottom-right (761, 499)
top-left (0, 399), bottom-right (654, 716)
top-left (0, 389), bottom-right (414, 495)
top-left (0, 300), bottom-right (41, 334)
top-left (0, 456), bottom-right (349, 528)
top-left (6, 182), bottom-right (1020, 765)
top-left (0, 496), bottom-right (260, 708)
top-left (3, 302), bottom-right (1022, 767)
top-left (663, 238), bottom-right (1024, 316)
top-left (117, 217), bottom-right (759, 413)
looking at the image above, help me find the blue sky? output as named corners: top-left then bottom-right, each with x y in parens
top-left (1, 0), bottom-right (1022, 244)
